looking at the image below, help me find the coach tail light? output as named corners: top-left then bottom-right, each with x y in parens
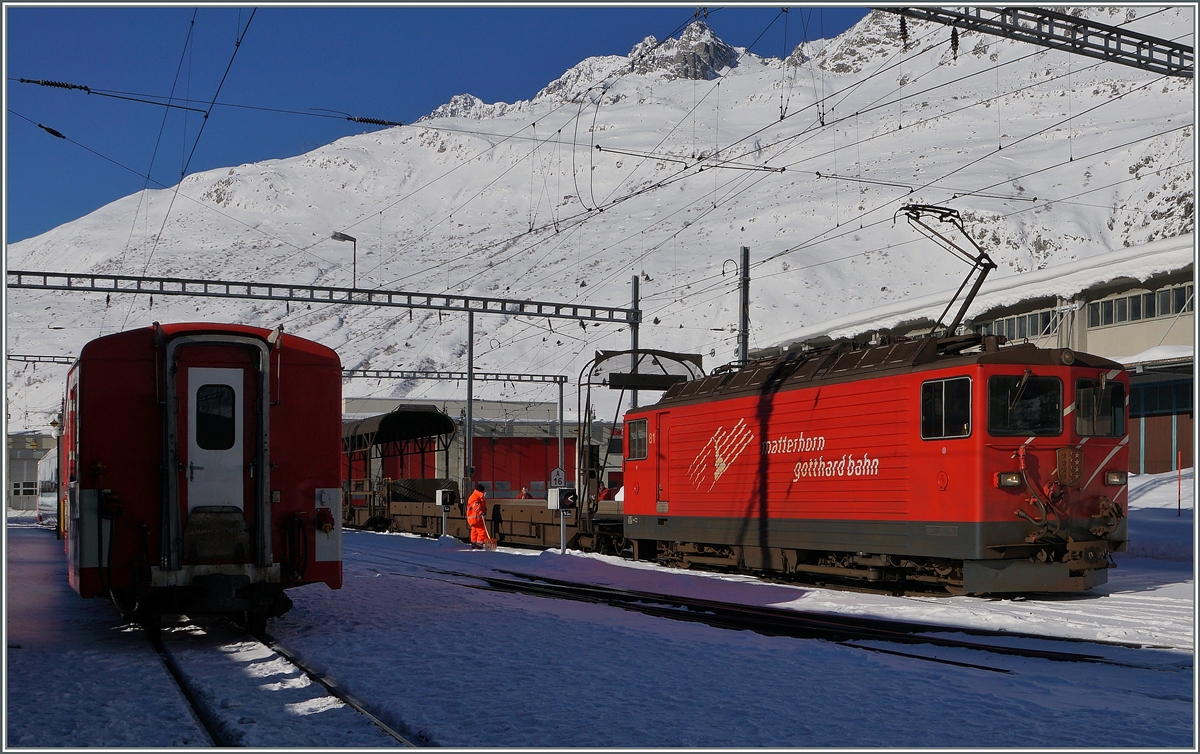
top-left (1105, 470), bottom-right (1128, 487)
top-left (995, 471), bottom-right (1023, 488)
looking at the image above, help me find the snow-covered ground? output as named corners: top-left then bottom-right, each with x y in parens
top-left (4, 469), bottom-right (1194, 747)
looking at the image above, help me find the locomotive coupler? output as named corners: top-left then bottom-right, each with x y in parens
top-left (1064, 537), bottom-right (1114, 570)
top-left (1088, 496), bottom-right (1124, 537)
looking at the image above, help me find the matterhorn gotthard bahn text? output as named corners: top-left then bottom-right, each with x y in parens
top-left (6, 9), bottom-right (1194, 430)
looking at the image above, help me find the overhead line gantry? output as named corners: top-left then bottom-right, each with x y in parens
top-left (6, 270), bottom-right (635, 323)
top-left (881, 7), bottom-right (1193, 78)
top-left (8, 269), bottom-right (641, 485)
top-left (5, 354), bottom-right (74, 365)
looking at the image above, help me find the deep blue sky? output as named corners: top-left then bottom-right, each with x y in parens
top-left (5, 6), bottom-right (868, 244)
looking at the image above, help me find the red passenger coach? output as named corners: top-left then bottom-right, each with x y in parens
top-left (622, 335), bottom-right (1129, 593)
top-left (62, 323), bottom-right (343, 632)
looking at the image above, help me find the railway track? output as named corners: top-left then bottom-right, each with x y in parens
top-left (351, 538), bottom-right (1189, 666)
top-left (457, 568), bottom-right (1189, 675)
top-left (149, 630), bottom-right (231, 746)
top-left (259, 632), bottom-right (417, 747)
top-left (147, 617), bottom-right (415, 747)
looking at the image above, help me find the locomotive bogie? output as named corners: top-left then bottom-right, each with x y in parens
top-left (621, 339), bottom-right (1129, 593)
top-left (62, 323), bottom-right (343, 624)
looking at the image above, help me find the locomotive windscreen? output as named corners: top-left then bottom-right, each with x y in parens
top-left (1076, 379), bottom-right (1126, 437)
top-left (987, 373), bottom-right (1063, 436)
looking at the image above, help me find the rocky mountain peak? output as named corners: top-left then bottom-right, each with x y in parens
top-left (630, 20), bottom-right (737, 80)
top-left (421, 92), bottom-right (520, 121)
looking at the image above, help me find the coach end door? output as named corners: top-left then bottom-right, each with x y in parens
top-left (163, 334), bottom-right (271, 571)
top-left (186, 367), bottom-right (246, 512)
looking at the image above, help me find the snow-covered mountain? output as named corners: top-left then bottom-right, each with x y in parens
top-left (6, 8), bottom-right (1195, 431)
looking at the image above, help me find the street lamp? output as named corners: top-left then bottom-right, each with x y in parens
top-left (332, 231), bottom-right (357, 288)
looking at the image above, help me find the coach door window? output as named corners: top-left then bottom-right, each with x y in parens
top-left (921, 376), bottom-right (971, 439)
top-left (196, 384), bottom-right (236, 450)
top-left (626, 419), bottom-right (648, 460)
top-left (1076, 378), bottom-right (1125, 437)
top-left (988, 373), bottom-right (1063, 436)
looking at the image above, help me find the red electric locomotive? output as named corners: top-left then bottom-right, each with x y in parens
top-left (62, 323), bottom-right (343, 632)
top-left (620, 334), bottom-right (1129, 593)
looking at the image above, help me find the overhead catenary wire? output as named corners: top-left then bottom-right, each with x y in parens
top-left (520, 24), bottom-right (1185, 333)
top-left (358, 8), bottom-right (713, 285)
top-left (14, 13), bottom-right (686, 300)
top-left (675, 136), bottom-right (1192, 323)
top-left (18, 9), bottom-right (945, 303)
top-left (14, 10), bottom-right (1185, 401)
top-left (18, 8), bottom-right (1142, 288)
top-left (631, 119), bottom-right (1192, 320)
top-left (328, 11), bottom-right (1190, 386)
top-left (535, 39), bottom-right (1099, 304)
top-left (111, 8), bottom-right (199, 335)
top-left (122, 9), bottom-right (257, 332)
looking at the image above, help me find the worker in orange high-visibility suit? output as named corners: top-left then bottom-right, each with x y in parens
top-left (466, 483), bottom-right (490, 549)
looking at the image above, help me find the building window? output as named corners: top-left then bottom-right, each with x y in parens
top-left (1131, 380), bottom-right (1194, 417)
top-left (921, 377), bottom-right (972, 439)
top-left (625, 419), bottom-right (648, 460)
top-left (1087, 285), bottom-right (1194, 329)
top-left (12, 481), bottom-right (37, 497)
top-left (977, 309), bottom-right (1059, 340)
top-left (1158, 289), bottom-right (1172, 316)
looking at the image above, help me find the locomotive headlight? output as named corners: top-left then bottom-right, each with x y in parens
top-left (1105, 470), bottom-right (1128, 487)
top-left (996, 471), bottom-right (1023, 488)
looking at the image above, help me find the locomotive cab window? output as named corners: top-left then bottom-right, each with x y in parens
top-left (988, 373), bottom-right (1062, 436)
top-left (921, 376), bottom-right (971, 439)
top-left (1077, 378), bottom-right (1126, 437)
top-left (626, 419), bottom-right (648, 460)
top-left (196, 384), bottom-right (236, 450)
